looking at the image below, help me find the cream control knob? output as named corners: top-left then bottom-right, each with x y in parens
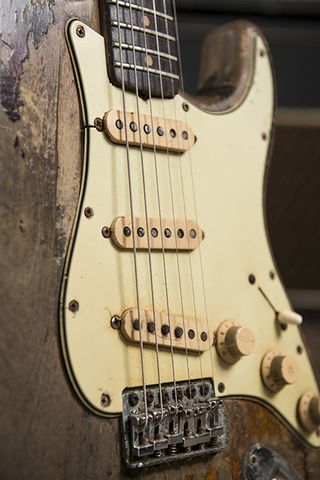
top-left (216, 320), bottom-right (255, 364)
top-left (277, 309), bottom-right (303, 326)
top-left (261, 350), bottom-right (299, 392)
top-left (298, 391), bottom-right (320, 432)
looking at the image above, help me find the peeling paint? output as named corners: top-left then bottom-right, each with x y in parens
top-left (0, 0), bottom-right (54, 121)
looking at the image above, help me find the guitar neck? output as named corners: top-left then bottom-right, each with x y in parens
top-left (100, 0), bottom-right (180, 98)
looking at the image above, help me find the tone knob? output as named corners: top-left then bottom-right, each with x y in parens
top-left (261, 350), bottom-right (299, 392)
top-left (216, 320), bottom-right (255, 364)
top-left (298, 391), bottom-right (320, 433)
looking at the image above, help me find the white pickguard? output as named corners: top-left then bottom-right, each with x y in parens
top-left (60, 19), bottom-right (320, 448)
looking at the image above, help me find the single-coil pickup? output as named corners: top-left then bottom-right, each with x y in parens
top-left (120, 308), bottom-right (212, 353)
top-left (103, 109), bottom-right (195, 153)
top-left (111, 216), bottom-right (203, 251)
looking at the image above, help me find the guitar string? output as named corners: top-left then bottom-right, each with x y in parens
top-left (168, 0), bottom-right (214, 389)
top-left (114, 0), bottom-right (148, 423)
top-left (169, 0), bottom-right (216, 388)
top-left (150, 0), bottom-right (192, 397)
top-left (162, 0), bottom-right (214, 396)
top-left (139, 1), bottom-right (179, 408)
top-left (127, 0), bottom-right (164, 419)
top-left (160, 0), bottom-right (205, 394)
top-left (154, 0), bottom-right (204, 396)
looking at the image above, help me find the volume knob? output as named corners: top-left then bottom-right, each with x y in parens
top-left (261, 350), bottom-right (299, 392)
top-left (298, 391), bottom-right (320, 432)
top-left (216, 320), bottom-right (255, 364)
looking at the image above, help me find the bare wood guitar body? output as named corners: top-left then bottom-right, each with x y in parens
top-left (1, 1), bottom-right (320, 478)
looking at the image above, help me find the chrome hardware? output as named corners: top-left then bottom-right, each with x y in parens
top-left (121, 379), bottom-right (227, 468)
top-left (244, 444), bottom-right (303, 480)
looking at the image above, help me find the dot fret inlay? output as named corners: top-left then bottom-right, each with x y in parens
top-left (100, 0), bottom-right (180, 98)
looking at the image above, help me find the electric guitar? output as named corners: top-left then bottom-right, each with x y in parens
top-left (59, 0), bottom-right (320, 476)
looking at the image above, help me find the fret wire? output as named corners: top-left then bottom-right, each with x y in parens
top-left (112, 41), bottom-right (178, 62)
top-left (113, 61), bottom-right (179, 80)
top-left (111, 21), bottom-right (176, 42)
top-left (107, 0), bottom-right (174, 21)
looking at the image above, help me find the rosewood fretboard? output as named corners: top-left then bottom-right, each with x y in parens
top-left (100, 0), bottom-right (180, 98)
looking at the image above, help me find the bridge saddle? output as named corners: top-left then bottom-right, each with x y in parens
top-left (122, 380), bottom-right (228, 468)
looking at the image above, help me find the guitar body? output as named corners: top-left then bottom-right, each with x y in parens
top-left (1, 1), bottom-right (320, 478)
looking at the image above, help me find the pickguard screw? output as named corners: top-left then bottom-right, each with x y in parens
top-left (218, 382), bottom-right (225, 393)
top-left (76, 25), bottom-right (85, 38)
top-left (101, 392), bottom-right (111, 408)
top-left (94, 117), bottom-right (103, 131)
top-left (182, 102), bottom-right (189, 112)
top-left (262, 132), bottom-right (268, 141)
top-left (111, 315), bottom-right (121, 329)
top-left (68, 300), bottom-right (79, 313)
top-left (84, 207), bottom-right (94, 218)
top-left (297, 345), bottom-right (303, 354)
top-left (260, 49), bottom-right (265, 57)
top-left (101, 226), bottom-right (111, 238)
top-left (248, 274), bottom-right (256, 285)
top-left (269, 270), bottom-right (275, 280)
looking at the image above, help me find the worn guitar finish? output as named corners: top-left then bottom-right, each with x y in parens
top-left (1, 0), bottom-right (320, 478)
top-left (62, 7), bottom-right (320, 450)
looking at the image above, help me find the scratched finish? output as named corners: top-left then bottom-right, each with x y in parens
top-left (0, 0), bottom-right (55, 120)
top-left (0, 1), bottom-right (320, 479)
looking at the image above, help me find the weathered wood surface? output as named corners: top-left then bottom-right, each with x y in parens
top-left (1, 1), bottom-right (320, 478)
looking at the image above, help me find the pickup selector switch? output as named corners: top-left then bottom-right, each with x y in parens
top-left (261, 350), bottom-right (299, 392)
top-left (298, 390), bottom-right (320, 432)
top-left (216, 320), bottom-right (255, 364)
